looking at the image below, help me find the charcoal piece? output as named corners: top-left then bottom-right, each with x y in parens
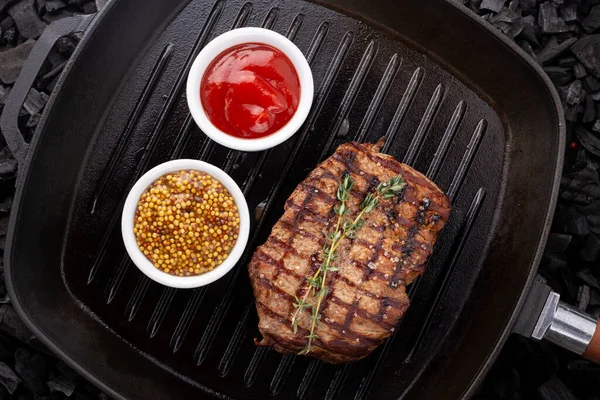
top-left (584, 95), bottom-right (597, 123)
top-left (565, 103), bottom-right (584, 121)
top-left (47, 375), bottom-right (75, 397)
top-left (566, 206), bottom-right (590, 235)
top-left (574, 63), bottom-right (588, 78)
top-left (594, 119), bottom-right (600, 132)
top-left (560, 2), bottom-right (578, 22)
top-left (0, 39), bottom-right (35, 84)
top-left (8, 0), bottom-right (47, 39)
top-left (491, 8), bottom-right (525, 38)
top-left (537, 36), bottom-right (577, 64)
top-left (45, 74), bottom-right (60, 92)
top-left (2, 26), bottom-right (16, 44)
top-left (47, 49), bottom-right (66, 69)
top-left (560, 163), bottom-right (600, 208)
top-left (0, 193), bottom-right (12, 212)
top-left (0, 305), bottom-right (32, 343)
top-left (41, 60), bottom-right (66, 82)
top-left (14, 348), bottom-right (48, 395)
top-left (56, 35), bottom-right (76, 56)
top-left (480, 0), bottom-right (506, 12)
top-left (0, 85), bottom-right (8, 106)
top-left (36, 0), bottom-right (46, 14)
top-left (567, 357), bottom-right (600, 372)
top-left (560, 79), bottom-right (585, 105)
top-left (539, 2), bottom-right (569, 33)
top-left (582, 234), bottom-right (600, 262)
top-left (572, 35), bottom-right (600, 78)
top-left (0, 17), bottom-right (13, 33)
top-left (579, 269), bottom-right (600, 292)
top-left (558, 56), bottom-right (577, 67)
top-left (44, 0), bottom-right (65, 12)
top-left (519, 15), bottom-right (540, 45)
top-left (544, 66), bottom-right (574, 85)
top-left (568, 21), bottom-right (581, 34)
top-left (520, 0), bottom-right (536, 12)
top-left (578, 285), bottom-right (592, 309)
top-left (538, 377), bottom-right (577, 400)
top-left (575, 125), bottom-right (600, 156)
top-left (547, 233), bottom-right (572, 252)
top-left (42, 9), bottom-right (71, 23)
top-left (0, 215), bottom-right (9, 236)
top-left (0, 158), bottom-right (17, 180)
top-left (25, 113), bottom-right (41, 129)
top-left (23, 88), bottom-right (48, 115)
top-left (588, 288), bottom-right (600, 306)
top-left (55, 361), bottom-right (77, 382)
top-left (0, 335), bottom-right (12, 359)
top-left (583, 5), bottom-right (600, 33)
top-left (82, 1), bottom-right (96, 13)
top-left (0, 361), bottom-right (20, 394)
top-left (73, 393), bottom-right (95, 400)
top-left (0, 0), bottom-right (17, 13)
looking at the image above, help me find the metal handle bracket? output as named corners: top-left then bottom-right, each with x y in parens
top-left (532, 292), bottom-right (598, 355)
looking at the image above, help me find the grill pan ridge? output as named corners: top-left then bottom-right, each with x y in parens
top-left (3, 0), bottom-right (563, 399)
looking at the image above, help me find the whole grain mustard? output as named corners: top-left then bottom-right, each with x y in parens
top-left (133, 170), bottom-right (240, 276)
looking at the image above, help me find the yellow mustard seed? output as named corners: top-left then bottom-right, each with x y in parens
top-left (133, 169), bottom-right (240, 277)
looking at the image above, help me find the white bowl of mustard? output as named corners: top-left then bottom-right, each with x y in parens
top-left (121, 159), bottom-right (250, 289)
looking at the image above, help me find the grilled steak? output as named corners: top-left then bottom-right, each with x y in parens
top-left (248, 140), bottom-right (451, 363)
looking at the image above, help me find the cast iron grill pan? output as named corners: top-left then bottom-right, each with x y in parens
top-left (5, 0), bottom-right (563, 399)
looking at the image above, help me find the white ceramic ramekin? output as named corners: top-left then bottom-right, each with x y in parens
top-left (121, 159), bottom-right (250, 289)
top-left (186, 27), bottom-right (314, 152)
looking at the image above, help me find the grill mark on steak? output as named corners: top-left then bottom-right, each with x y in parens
top-left (292, 190), bottom-right (323, 302)
top-left (254, 248), bottom-right (406, 312)
top-left (279, 220), bottom-right (326, 246)
top-left (390, 206), bottom-right (428, 288)
top-left (288, 152), bottom-right (360, 326)
top-left (285, 202), bottom-right (330, 224)
top-left (255, 277), bottom-right (387, 343)
top-left (339, 176), bottom-right (384, 333)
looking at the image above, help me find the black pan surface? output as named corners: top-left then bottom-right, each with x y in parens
top-left (4, 0), bottom-right (563, 399)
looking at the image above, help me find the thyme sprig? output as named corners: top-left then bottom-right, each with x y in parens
top-left (291, 173), bottom-right (406, 355)
top-left (291, 174), bottom-right (352, 338)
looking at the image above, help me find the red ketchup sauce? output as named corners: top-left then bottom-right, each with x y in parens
top-left (200, 43), bottom-right (301, 139)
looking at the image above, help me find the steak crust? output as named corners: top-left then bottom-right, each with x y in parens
top-left (248, 141), bottom-right (451, 363)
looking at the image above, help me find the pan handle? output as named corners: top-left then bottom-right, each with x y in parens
top-left (532, 291), bottom-right (600, 364)
top-left (583, 318), bottom-right (600, 363)
top-left (0, 14), bottom-right (94, 164)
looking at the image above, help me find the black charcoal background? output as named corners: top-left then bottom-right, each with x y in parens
top-left (1, 0), bottom-right (600, 398)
